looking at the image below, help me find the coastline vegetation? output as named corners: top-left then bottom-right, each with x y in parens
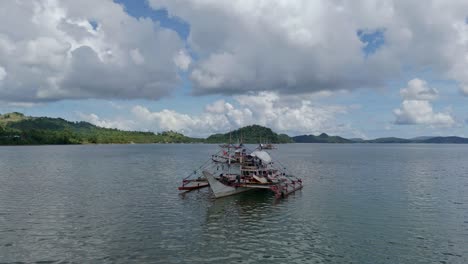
top-left (0, 112), bottom-right (201, 145)
top-left (2, 112), bottom-right (468, 145)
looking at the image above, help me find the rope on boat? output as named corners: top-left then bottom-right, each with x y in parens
top-left (273, 159), bottom-right (301, 181)
top-left (182, 148), bottom-right (224, 180)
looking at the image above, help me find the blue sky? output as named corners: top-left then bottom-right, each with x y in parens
top-left (1, 0), bottom-right (467, 138)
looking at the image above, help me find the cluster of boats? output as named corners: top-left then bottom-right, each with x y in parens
top-left (178, 143), bottom-right (302, 199)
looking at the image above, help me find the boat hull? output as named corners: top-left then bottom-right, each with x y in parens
top-left (270, 180), bottom-right (303, 199)
top-left (203, 171), bottom-right (252, 198)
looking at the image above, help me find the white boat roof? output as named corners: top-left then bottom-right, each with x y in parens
top-left (250, 150), bottom-right (272, 163)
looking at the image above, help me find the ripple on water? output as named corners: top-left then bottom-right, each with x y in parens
top-left (1, 144), bottom-right (468, 263)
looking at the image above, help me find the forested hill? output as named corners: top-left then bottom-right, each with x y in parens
top-left (205, 125), bottom-right (293, 144)
top-left (292, 133), bottom-right (352, 143)
top-left (0, 113), bottom-right (292, 145)
top-left (2, 112), bottom-right (468, 145)
top-left (0, 112), bottom-right (201, 145)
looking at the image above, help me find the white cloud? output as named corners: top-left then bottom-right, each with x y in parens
top-left (233, 92), bottom-right (349, 135)
top-left (130, 101), bottom-right (252, 136)
top-left (400, 78), bottom-right (438, 101)
top-left (173, 49), bottom-right (191, 71)
top-left (129, 48), bottom-right (145, 65)
top-left (394, 79), bottom-right (455, 127)
top-left (4, 102), bottom-right (41, 108)
top-left (394, 100), bottom-right (455, 126)
top-left (0, 0), bottom-right (184, 102)
top-left (2, 0), bottom-right (467, 105)
top-left (150, 0), bottom-right (468, 96)
top-left (80, 92), bottom-right (363, 137)
top-left (76, 112), bottom-right (136, 131)
top-left (0, 66), bottom-right (6, 81)
top-left (460, 84), bottom-right (468, 96)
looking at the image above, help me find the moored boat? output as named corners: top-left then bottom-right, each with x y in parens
top-left (178, 141), bottom-right (302, 199)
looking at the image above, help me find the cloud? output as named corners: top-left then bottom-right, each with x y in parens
top-left (150, 0), bottom-right (468, 96)
top-left (0, 66), bottom-right (6, 81)
top-left (76, 112), bottom-right (136, 131)
top-left (400, 78), bottom-right (438, 101)
top-left (129, 48), bottom-right (145, 65)
top-left (394, 78), bottom-right (455, 127)
top-left (173, 49), bottom-right (191, 71)
top-left (0, 0), bottom-right (184, 103)
top-left (3, 0), bottom-right (467, 104)
top-left (80, 92), bottom-right (363, 137)
top-left (3, 102), bottom-right (41, 108)
top-left (232, 92), bottom-right (349, 135)
top-left (135, 92), bottom-right (356, 137)
top-left (394, 100), bottom-right (455, 126)
top-left (130, 99), bottom-right (254, 136)
top-left (460, 84), bottom-right (468, 96)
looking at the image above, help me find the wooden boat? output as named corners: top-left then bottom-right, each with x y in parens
top-left (205, 149), bottom-right (302, 198)
top-left (178, 141), bottom-right (302, 199)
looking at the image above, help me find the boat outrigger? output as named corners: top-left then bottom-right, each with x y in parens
top-left (178, 143), bottom-right (302, 199)
top-left (178, 177), bottom-right (209, 191)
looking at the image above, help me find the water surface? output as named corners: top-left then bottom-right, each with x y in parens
top-left (1, 144), bottom-right (467, 263)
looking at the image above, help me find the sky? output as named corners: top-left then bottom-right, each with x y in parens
top-left (0, 0), bottom-right (468, 139)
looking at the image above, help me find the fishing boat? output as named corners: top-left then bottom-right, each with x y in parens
top-left (205, 148), bottom-right (302, 198)
top-left (179, 143), bottom-right (302, 199)
top-left (259, 143), bottom-right (276, 150)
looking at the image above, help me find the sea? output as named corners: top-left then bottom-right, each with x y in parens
top-left (1, 143), bottom-right (467, 263)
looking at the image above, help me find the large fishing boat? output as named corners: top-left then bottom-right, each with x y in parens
top-left (178, 143), bottom-right (302, 199)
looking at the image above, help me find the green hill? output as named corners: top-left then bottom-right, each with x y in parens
top-left (352, 136), bottom-right (468, 144)
top-left (205, 125), bottom-right (293, 144)
top-left (0, 112), bottom-right (201, 145)
top-left (421, 136), bottom-right (468, 144)
top-left (363, 137), bottom-right (412, 143)
top-left (293, 133), bottom-right (352, 143)
top-left (3, 112), bottom-right (468, 145)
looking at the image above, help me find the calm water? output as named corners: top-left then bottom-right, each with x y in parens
top-left (1, 144), bottom-right (468, 263)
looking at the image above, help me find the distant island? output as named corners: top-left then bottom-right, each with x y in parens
top-left (291, 134), bottom-right (468, 144)
top-left (1, 112), bottom-right (468, 145)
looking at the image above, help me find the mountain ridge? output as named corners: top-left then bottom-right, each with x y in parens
top-left (1, 112), bottom-right (467, 145)
top-left (205, 125), bottom-right (293, 144)
top-left (292, 133), bottom-right (352, 143)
